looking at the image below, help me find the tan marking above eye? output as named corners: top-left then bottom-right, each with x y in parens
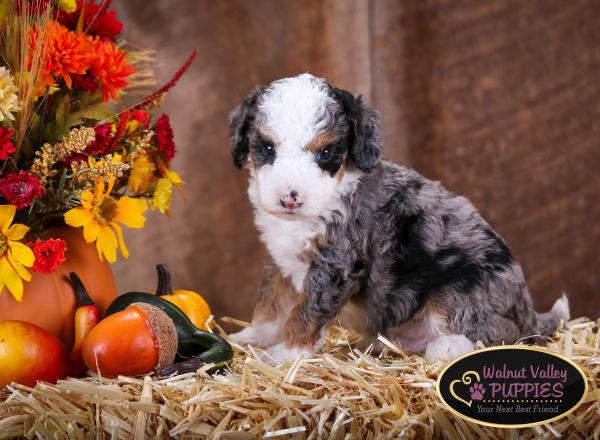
top-left (306, 130), bottom-right (338, 152)
top-left (256, 125), bottom-right (279, 147)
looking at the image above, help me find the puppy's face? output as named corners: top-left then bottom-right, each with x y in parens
top-left (229, 73), bottom-right (382, 220)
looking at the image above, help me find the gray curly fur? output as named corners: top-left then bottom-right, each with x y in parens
top-left (304, 160), bottom-right (568, 346)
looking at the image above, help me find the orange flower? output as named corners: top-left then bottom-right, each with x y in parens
top-left (30, 20), bottom-right (93, 90)
top-left (88, 39), bottom-right (135, 102)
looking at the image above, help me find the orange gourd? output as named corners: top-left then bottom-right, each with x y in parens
top-left (155, 264), bottom-right (212, 330)
top-left (82, 302), bottom-right (177, 378)
top-left (0, 227), bottom-right (116, 349)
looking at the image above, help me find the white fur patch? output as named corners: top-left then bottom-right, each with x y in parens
top-left (249, 163), bottom-right (362, 293)
top-left (262, 342), bottom-right (316, 365)
top-left (389, 309), bottom-right (448, 353)
top-left (424, 334), bottom-right (475, 361)
top-left (228, 321), bottom-right (283, 349)
top-left (260, 73), bottom-right (334, 153)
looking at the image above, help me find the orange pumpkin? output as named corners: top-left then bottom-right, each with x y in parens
top-left (0, 227), bottom-right (116, 349)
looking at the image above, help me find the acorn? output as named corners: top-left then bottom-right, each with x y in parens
top-left (82, 302), bottom-right (177, 378)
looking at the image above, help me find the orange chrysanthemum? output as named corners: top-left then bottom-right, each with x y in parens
top-left (30, 20), bottom-right (93, 90)
top-left (88, 39), bottom-right (135, 102)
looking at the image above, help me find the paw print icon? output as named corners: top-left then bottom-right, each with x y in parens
top-left (469, 383), bottom-right (486, 401)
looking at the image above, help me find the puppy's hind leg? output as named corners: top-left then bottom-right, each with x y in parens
top-left (229, 265), bottom-right (297, 348)
top-left (424, 335), bottom-right (474, 361)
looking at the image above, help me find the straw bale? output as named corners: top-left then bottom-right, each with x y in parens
top-left (1, 318), bottom-right (599, 439)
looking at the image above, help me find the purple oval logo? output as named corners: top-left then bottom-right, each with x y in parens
top-left (437, 345), bottom-right (588, 427)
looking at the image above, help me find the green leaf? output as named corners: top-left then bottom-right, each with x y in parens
top-left (55, 95), bottom-right (71, 130)
top-left (64, 103), bottom-right (115, 131)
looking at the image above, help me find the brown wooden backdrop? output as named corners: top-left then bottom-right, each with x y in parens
top-left (113, 0), bottom-right (600, 325)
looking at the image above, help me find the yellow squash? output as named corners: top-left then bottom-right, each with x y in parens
top-left (155, 264), bottom-right (212, 330)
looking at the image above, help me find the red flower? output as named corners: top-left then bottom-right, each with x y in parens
top-left (63, 153), bottom-right (88, 168)
top-left (0, 171), bottom-right (44, 210)
top-left (72, 73), bottom-right (99, 93)
top-left (154, 114), bottom-right (176, 161)
top-left (85, 123), bottom-right (114, 155)
top-left (0, 127), bottom-right (16, 160)
top-left (58, 0), bottom-right (124, 41)
top-left (27, 239), bottom-right (67, 274)
top-left (131, 110), bottom-right (150, 129)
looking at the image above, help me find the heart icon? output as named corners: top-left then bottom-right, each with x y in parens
top-left (449, 370), bottom-right (481, 407)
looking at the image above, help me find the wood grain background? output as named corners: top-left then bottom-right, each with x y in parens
top-left (113, 0), bottom-right (600, 325)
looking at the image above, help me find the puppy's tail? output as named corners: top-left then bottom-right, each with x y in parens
top-left (535, 294), bottom-right (570, 336)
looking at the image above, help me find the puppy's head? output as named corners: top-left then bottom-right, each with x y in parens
top-left (229, 73), bottom-right (382, 219)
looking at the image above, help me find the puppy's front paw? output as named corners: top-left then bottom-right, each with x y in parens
top-left (261, 343), bottom-right (315, 365)
top-left (229, 327), bottom-right (267, 348)
top-left (425, 334), bottom-right (474, 361)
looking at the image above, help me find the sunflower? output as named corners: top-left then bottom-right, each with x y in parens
top-left (0, 205), bottom-right (35, 302)
top-left (64, 179), bottom-right (147, 263)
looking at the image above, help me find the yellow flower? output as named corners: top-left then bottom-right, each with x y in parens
top-left (165, 170), bottom-right (184, 190)
top-left (128, 153), bottom-right (155, 194)
top-left (0, 66), bottom-right (20, 122)
top-left (0, 205), bottom-right (34, 302)
top-left (58, 0), bottom-right (77, 12)
top-left (150, 178), bottom-right (172, 214)
top-left (125, 119), bottom-right (143, 134)
top-left (64, 179), bottom-right (147, 263)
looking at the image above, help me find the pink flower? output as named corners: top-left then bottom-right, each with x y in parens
top-left (0, 171), bottom-right (44, 210)
top-left (0, 127), bottom-right (16, 160)
top-left (154, 114), bottom-right (176, 161)
top-left (27, 239), bottom-right (67, 274)
top-left (85, 123), bottom-right (114, 155)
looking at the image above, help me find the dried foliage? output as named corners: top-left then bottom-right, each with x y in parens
top-left (0, 0), bottom-right (194, 279)
top-left (1, 317), bottom-right (599, 439)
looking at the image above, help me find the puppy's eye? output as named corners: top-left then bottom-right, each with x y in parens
top-left (318, 146), bottom-right (333, 161)
top-left (263, 143), bottom-right (275, 156)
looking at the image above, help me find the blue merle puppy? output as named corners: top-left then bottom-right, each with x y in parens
top-left (227, 73), bottom-right (569, 363)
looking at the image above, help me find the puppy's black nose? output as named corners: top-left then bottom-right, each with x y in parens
top-left (280, 191), bottom-right (302, 210)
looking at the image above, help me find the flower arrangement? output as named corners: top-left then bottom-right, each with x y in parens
top-left (0, 0), bottom-right (194, 301)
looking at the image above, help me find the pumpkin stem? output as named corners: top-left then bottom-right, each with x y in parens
top-left (69, 272), bottom-right (95, 307)
top-left (156, 264), bottom-right (174, 295)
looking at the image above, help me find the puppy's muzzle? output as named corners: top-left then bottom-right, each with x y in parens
top-left (279, 190), bottom-right (303, 210)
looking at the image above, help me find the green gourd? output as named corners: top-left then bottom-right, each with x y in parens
top-left (104, 292), bottom-right (233, 375)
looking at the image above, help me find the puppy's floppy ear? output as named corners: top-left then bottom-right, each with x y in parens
top-left (331, 87), bottom-right (382, 172)
top-left (228, 86), bottom-right (265, 169)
